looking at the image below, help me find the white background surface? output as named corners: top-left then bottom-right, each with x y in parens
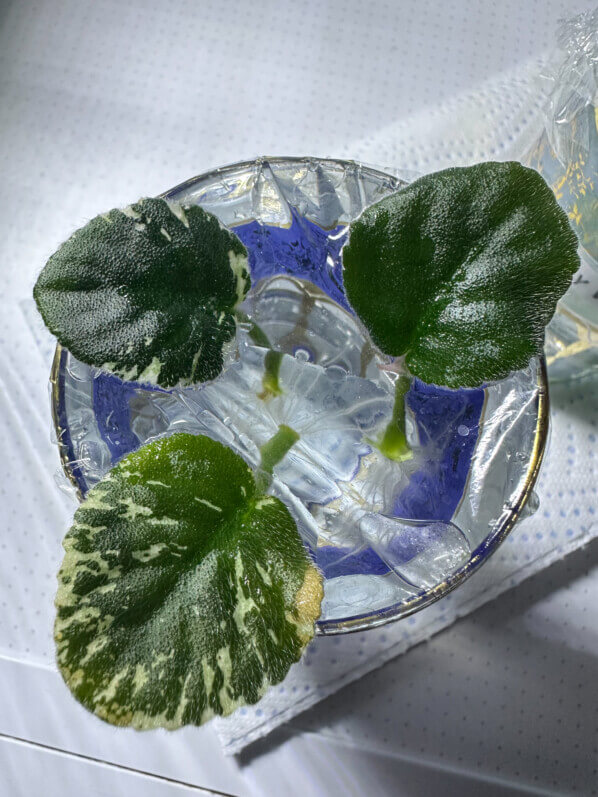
top-left (1, 1), bottom-right (597, 794)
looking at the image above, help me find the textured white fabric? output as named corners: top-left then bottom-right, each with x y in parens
top-left (342, 57), bottom-right (548, 174)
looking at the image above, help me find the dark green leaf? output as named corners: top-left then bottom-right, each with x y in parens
top-left (342, 162), bottom-right (580, 387)
top-left (55, 432), bottom-right (322, 729)
top-left (34, 198), bottom-right (249, 387)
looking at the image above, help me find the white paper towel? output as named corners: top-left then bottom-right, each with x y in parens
top-left (338, 56), bottom-right (550, 175)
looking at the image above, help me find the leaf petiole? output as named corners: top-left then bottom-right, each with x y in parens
top-left (236, 310), bottom-right (284, 400)
top-left (236, 310), bottom-right (271, 349)
top-left (256, 424), bottom-right (300, 492)
top-left (376, 374), bottom-right (413, 462)
top-left (259, 350), bottom-right (284, 400)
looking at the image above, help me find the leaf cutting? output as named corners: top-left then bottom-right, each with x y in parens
top-left (342, 161), bottom-right (580, 389)
top-left (34, 198), bottom-right (250, 388)
top-left (55, 431), bottom-right (322, 729)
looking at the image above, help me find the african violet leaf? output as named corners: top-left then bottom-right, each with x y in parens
top-left (34, 198), bottom-right (249, 387)
top-left (55, 432), bottom-right (322, 729)
top-left (342, 161), bottom-right (580, 388)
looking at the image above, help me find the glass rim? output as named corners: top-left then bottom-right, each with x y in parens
top-left (49, 156), bottom-right (551, 636)
top-left (161, 155), bottom-right (407, 201)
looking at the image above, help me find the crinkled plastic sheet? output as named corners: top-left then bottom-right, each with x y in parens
top-left (526, 9), bottom-right (598, 379)
top-left (546, 9), bottom-right (598, 183)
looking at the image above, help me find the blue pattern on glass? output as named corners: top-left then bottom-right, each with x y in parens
top-left (93, 375), bottom-right (140, 462)
top-left (316, 545), bottom-right (390, 579)
top-left (234, 208), bottom-right (350, 311)
top-left (395, 381), bottom-right (484, 522)
top-left (317, 380), bottom-right (484, 579)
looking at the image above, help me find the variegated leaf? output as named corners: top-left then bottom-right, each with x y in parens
top-left (55, 432), bottom-right (322, 729)
top-left (34, 198), bottom-right (249, 387)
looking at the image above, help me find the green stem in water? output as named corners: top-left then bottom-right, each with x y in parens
top-left (378, 374), bottom-right (413, 462)
top-left (235, 310), bottom-right (283, 399)
top-left (256, 424), bottom-right (300, 492)
top-left (259, 349), bottom-right (283, 399)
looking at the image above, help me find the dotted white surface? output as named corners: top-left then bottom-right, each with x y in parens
top-left (242, 541), bottom-right (598, 796)
top-left (296, 544), bottom-right (598, 794)
top-left (1, 1), bottom-right (597, 794)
